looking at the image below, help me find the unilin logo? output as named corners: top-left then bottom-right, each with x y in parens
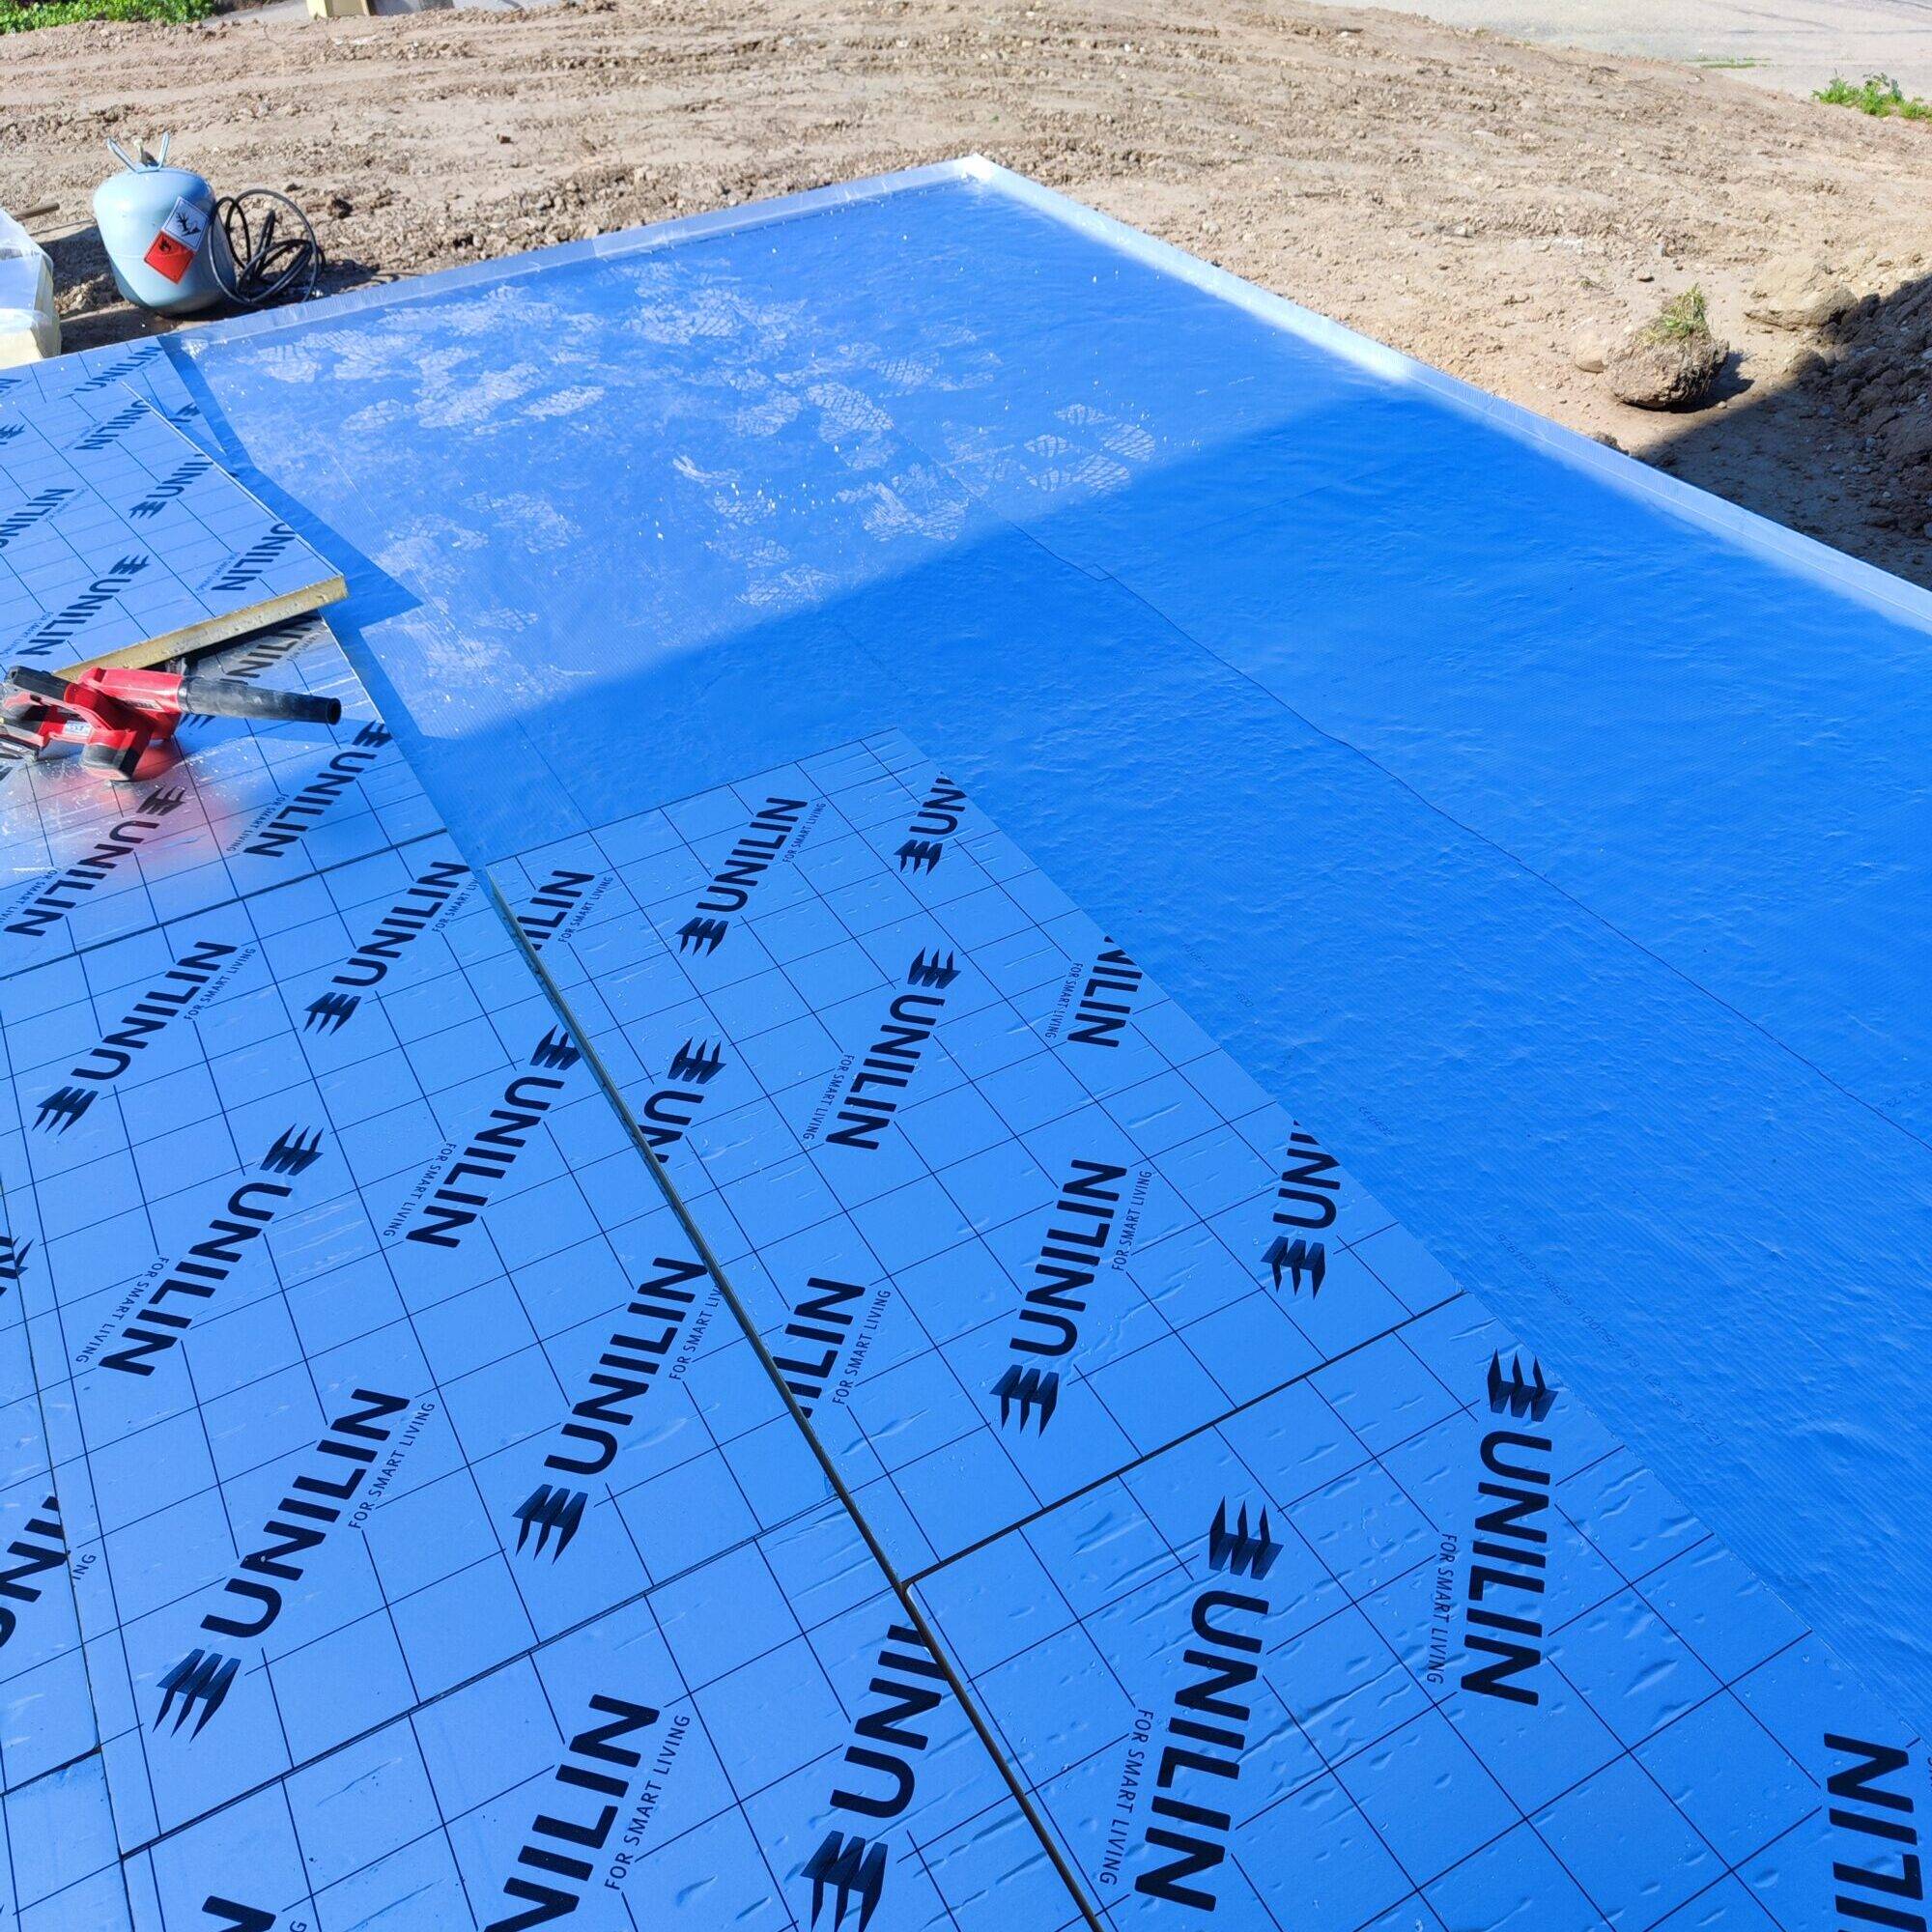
top-left (0, 1492), bottom-right (67, 1651)
top-left (240, 724), bottom-right (391, 860)
top-left (483, 1690), bottom-right (659, 1931)
top-left (992, 1157), bottom-right (1128, 1434)
top-left (800, 1623), bottom-right (950, 1932)
top-left (512, 867), bottom-right (599, 952)
top-left (1458, 1357), bottom-right (1558, 1707)
top-left (821, 951), bottom-right (960, 1151)
top-left (675, 795), bottom-right (808, 955)
top-left (1136, 1500), bottom-right (1278, 1911)
top-left (16, 554), bottom-right (153, 660)
top-left (1063, 942), bottom-right (1145, 1050)
top-left (101, 1126), bottom-right (325, 1377)
top-left (72, 403), bottom-right (145, 452)
top-left (773, 1276), bottom-right (865, 1417)
top-left (34, 936), bottom-right (236, 1132)
top-left (0, 1235), bottom-right (31, 1295)
top-left (1823, 1734), bottom-right (1923, 1932)
top-left (1206, 1500), bottom-right (1281, 1580)
top-left (69, 349), bottom-right (155, 396)
top-left (1487, 1351), bottom-right (1554, 1423)
top-left (129, 455), bottom-right (213, 520)
top-left (993, 1363), bottom-right (1059, 1434)
top-left (301, 857), bottom-right (469, 1036)
top-left (407, 1030), bottom-right (580, 1248)
top-left (156, 1391), bottom-right (408, 1737)
top-left (0, 486), bottom-right (74, 552)
top-left (1260, 1127), bottom-right (1340, 1296)
top-left (514, 1255), bottom-right (707, 1559)
top-left (204, 522), bottom-right (300, 598)
top-left (5, 785), bottom-right (188, 939)
top-left (895, 774), bottom-right (965, 875)
top-left (636, 1038), bottom-right (726, 1152)
top-left (211, 618), bottom-right (315, 683)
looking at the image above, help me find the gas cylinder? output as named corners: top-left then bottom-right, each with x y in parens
top-left (92, 137), bottom-right (234, 318)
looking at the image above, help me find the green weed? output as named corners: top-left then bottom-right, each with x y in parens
top-left (1815, 73), bottom-right (1932, 120)
top-left (1640, 287), bottom-right (1711, 345)
top-left (0, 0), bottom-right (213, 29)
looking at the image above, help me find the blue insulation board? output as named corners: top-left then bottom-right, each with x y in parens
top-left (101, 158), bottom-right (1932, 1749)
top-left (0, 341), bottom-right (210, 454)
top-left (490, 733), bottom-right (1462, 1575)
top-left (0, 625), bottom-right (1079, 1929)
top-left (0, 391), bottom-right (340, 670)
top-left (0, 157), bottom-right (1927, 1926)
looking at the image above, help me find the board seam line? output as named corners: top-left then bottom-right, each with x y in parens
top-left (488, 872), bottom-right (1108, 1932)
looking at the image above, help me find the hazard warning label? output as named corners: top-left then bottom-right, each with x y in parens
top-left (142, 197), bottom-right (207, 285)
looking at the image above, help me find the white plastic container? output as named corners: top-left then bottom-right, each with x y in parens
top-left (0, 208), bottom-right (59, 367)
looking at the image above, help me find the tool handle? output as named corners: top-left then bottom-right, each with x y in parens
top-left (173, 675), bottom-right (341, 725)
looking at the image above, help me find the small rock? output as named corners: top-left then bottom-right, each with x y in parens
top-left (1885, 415), bottom-right (1932, 467)
top-left (1589, 431), bottom-right (1625, 452)
top-left (1572, 332), bottom-right (1608, 374)
top-left (327, 193), bottom-right (353, 219)
top-left (1605, 320), bottom-right (1728, 411)
top-left (1747, 261), bottom-right (1856, 332)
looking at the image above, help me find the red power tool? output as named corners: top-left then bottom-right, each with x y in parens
top-left (1, 662), bottom-right (343, 781)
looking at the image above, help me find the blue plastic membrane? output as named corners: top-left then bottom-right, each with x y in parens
top-left (0, 393), bottom-right (336, 669)
top-left (0, 628), bottom-right (1080, 1927)
top-left (495, 734), bottom-right (1928, 1929)
top-left (128, 161), bottom-right (1932, 1741)
top-left (2, 161), bottom-right (1931, 1926)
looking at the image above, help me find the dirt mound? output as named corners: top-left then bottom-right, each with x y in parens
top-left (1810, 279), bottom-right (1932, 504)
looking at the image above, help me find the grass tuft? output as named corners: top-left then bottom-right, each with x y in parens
top-left (1815, 73), bottom-right (1932, 120)
top-left (1640, 286), bottom-right (1711, 345)
top-left (0, 0), bottom-right (213, 30)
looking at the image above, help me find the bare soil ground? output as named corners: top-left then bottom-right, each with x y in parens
top-left (7, 0), bottom-right (1932, 583)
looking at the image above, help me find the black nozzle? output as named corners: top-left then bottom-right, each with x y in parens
top-left (5, 667), bottom-right (71, 703)
top-left (173, 676), bottom-right (342, 726)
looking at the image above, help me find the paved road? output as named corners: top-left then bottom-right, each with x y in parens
top-left (1309, 0), bottom-right (1932, 97)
